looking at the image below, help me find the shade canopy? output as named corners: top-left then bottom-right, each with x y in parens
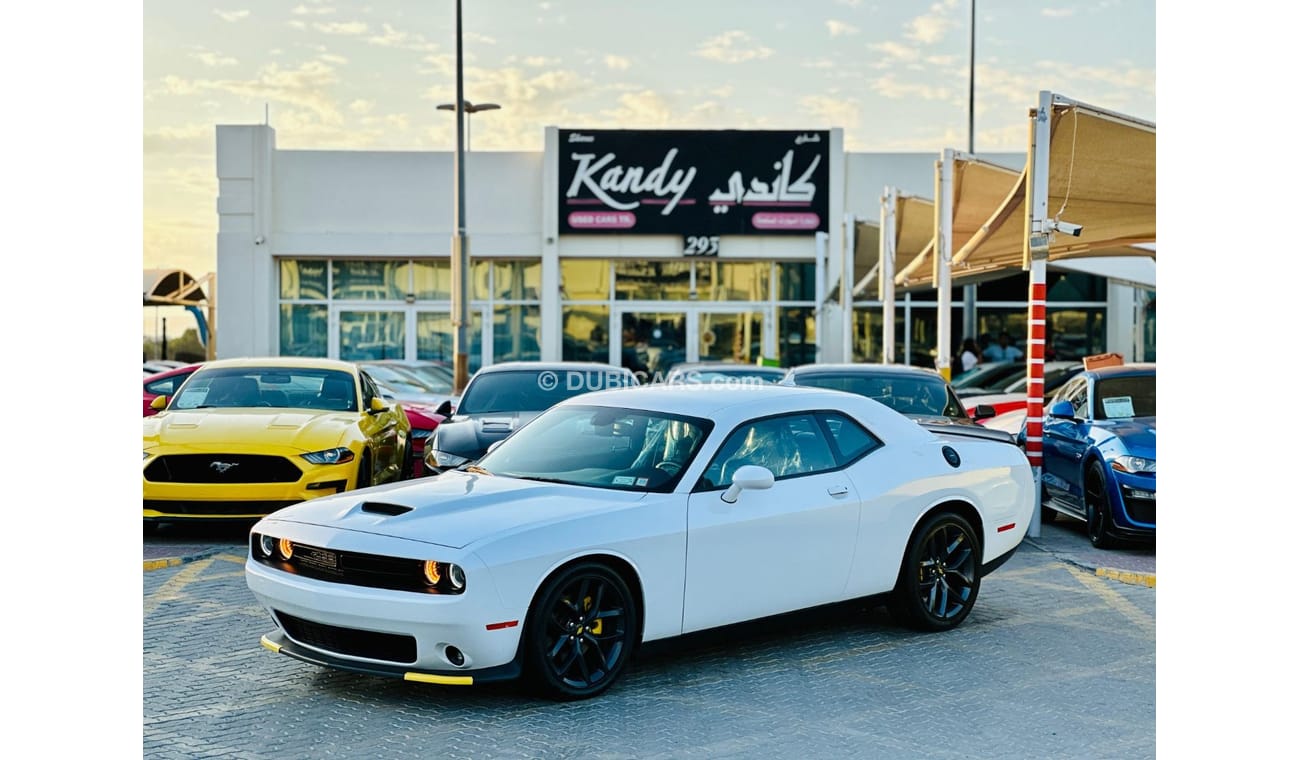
top-left (885, 194), bottom-right (936, 295)
top-left (144, 268), bottom-right (209, 306)
top-left (902, 101), bottom-right (1155, 290)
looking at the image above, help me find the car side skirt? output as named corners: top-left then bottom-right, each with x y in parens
top-left (259, 630), bottom-right (522, 685)
top-left (979, 543), bottom-right (1019, 578)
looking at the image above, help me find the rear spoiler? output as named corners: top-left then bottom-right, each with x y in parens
top-left (916, 419), bottom-right (1017, 445)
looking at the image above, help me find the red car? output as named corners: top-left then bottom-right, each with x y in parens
top-left (961, 362), bottom-right (1085, 424)
top-left (143, 363), bottom-right (202, 416)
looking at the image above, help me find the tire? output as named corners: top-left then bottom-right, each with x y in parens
top-left (354, 450), bottom-right (372, 490)
top-left (1084, 460), bottom-right (1115, 549)
top-left (400, 440), bottom-right (415, 480)
top-left (524, 562), bottom-right (639, 701)
top-left (889, 511), bottom-right (982, 632)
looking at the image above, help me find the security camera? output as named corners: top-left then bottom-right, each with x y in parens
top-left (1052, 220), bottom-right (1083, 237)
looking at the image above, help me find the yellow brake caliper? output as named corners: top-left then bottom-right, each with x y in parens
top-left (584, 595), bottom-right (602, 635)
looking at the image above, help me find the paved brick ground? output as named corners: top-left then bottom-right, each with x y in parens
top-left (144, 540), bottom-right (1154, 759)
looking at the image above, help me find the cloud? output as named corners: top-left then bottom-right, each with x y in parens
top-left (143, 124), bottom-right (213, 156)
top-left (871, 73), bottom-right (955, 103)
top-left (694, 31), bottom-right (773, 64)
top-left (348, 99), bottom-right (374, 114)
top-left (367, 23), bottom-right (438, 52)
top-left (318, 53), bottom-right (347, 65)
top-left (604, 54), bottom-right (630, 71)
top-left (826, 20), bottom-right (860, 37)
top-left (156, 60), bottom-right (345, 125)
top-left (522, 56), bottom-right (560, 67)
top-left (834, 0), bottom-right (862, 6)
top-left (800, 94), bottom-right (861, 130)
top-left (213, 9), bottom-right (249, 23)
top-left (191, 50), bottom-right (238, 67)
top-left (313, 21), bottom-right (367, 35)
top-left (868, 41), bottom-right (920, 64)
top-left (906, 0), bottom-right (959, 45)
top-left (292, 4), bottom-right (335, 14)
top-left (467, 32), bottom-right (497, 45)
top-left (1041, 8), bottom-right (1075, 18)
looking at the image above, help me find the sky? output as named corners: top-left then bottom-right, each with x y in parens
top-left (142, 0), bottom-right (1156, 339)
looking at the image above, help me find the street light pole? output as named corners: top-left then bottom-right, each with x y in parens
top-left (438, 101), bottom-right (500, 151)
top-left (450, 0), bottom-right (470, 394)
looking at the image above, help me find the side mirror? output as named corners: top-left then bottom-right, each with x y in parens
top-left (369, 397), bottom-right (388, 413)
top-left (150, 396), bottom-right (168, 411)
top-left (972, 404), bottom-right (996, 420)
top-left (721, 465), bottom-right (775, 504)
top-left (435, 399), bottom-right (454, 417)
top-left (1048, 400), bottom-right (1076, 420)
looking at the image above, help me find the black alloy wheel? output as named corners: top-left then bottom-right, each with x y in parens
top-left (1085, 460), bottom-right (1115, 549)
top-left (525, 562), bottom-right (639, 700)
top-left (890, 512), bottom-right (981, 632)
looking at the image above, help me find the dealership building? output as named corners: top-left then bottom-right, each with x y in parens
top-left (214, 124), bottom-right (1154, 374)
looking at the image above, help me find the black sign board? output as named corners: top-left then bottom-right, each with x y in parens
top-left (558, 129), bottom-right (830, 236)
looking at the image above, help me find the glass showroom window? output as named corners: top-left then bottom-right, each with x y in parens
top-left (279, 260), bottom-right (328, 357)
top-left (278, 257), bottom-right (540, 364)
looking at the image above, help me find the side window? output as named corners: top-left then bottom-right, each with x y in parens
top-left (145, 377), bottom-right (176, 395)
top-left (817, 412), bottom-right (883, 466)
top-left (1050, 377), bottom-right (1084, 410)
top-left (359, 373), bottom-right (378, 409)
top-left (1069, 380), bottom-right (1090, 418)
top-left (698, 413), bottom-right (838, 490)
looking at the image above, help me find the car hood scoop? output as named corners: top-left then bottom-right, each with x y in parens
top-left (268, 470), bottom-right (645, 549)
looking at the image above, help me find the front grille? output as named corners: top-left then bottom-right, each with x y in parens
top-left (275, 610), bottom-right (417, 663)
top-left (145, 454), bottom-right (302, 484)
top-left (252, 539), bottom-right (441, 593)
top-left (1123, 496), bottom-right (1156, 525)
top-left (145, 499), bottom-right (298, 516)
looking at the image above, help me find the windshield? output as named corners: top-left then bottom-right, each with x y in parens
top-left (477, 405), bottom-right (712, 492)
top-left (360, 364), bottom-right (438, 394)
top-left (795, 372), bottom-right (967, 419)
top-left (171, 367), bottom-right (357, 412)
top-left (457, 369), bottom-right (636, 415)
top-left (1094, 374), bottom-right (1156, 419)
top-left (951, 361), bottom-right (1017, 389)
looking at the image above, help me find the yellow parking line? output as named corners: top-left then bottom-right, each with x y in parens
top-left (144, 557), bottom-right (215, 618)
top-left (1066, 565), bottom-right (1155, 636)
top-left (1096, 567), bottom-right (1156, 587)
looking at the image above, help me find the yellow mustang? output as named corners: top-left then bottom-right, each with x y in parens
top-left (143, 357), bottom-right (412, 529)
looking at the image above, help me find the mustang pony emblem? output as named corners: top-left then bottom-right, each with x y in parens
top-left (210, 461), bottom-right (240, 474)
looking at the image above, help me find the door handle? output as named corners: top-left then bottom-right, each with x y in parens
top-left (827, 485), bottom-right (849, 497)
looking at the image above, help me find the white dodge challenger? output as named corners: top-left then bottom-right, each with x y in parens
top-left (246, 383), bottom-right (1034, 699)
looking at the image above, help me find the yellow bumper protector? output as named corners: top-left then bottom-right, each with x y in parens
top-left (260, 635), bottom-right (281, 653)
top-left (403, 672), bottom-right (474, 686)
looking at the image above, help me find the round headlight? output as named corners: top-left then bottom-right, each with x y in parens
top-left (422, 560), bottom-right (442, 586)
top-left (448, 563), bottom-right (466, 591)
top-left (258, 534), bottom-right (275, 558)
top-left (277, 538), bottom-right (294, 560)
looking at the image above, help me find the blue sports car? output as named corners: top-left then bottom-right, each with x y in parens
top-left (1034, 364), bottom-right (1155, 548)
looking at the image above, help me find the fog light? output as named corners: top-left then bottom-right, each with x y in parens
top-left (445, 645), bottom-right (465, 667)
top-left (422, 560), bottom-right (442, 586)
top-left (277, 538), bottom-right (294, 560)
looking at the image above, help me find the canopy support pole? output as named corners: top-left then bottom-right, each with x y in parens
top-left (1024, 90), bottom-right (1055, 539)
top-left (881, 187), bottom-right (897, 364)
top-left (934, 151), bottom-right (955, 380)
top-left (842, 214), bottom-right (855, 362)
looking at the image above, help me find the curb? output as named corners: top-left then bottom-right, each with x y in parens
top-left (143, 547), bottom-right (221, 572)
top-left (1096, 567), bottom-right (1156, 587)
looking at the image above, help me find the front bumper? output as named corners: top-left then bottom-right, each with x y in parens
top-left (1110, 470), bottom-right (1156, 533)
top-left (245, 549), bottom-right (524, 678)
top-left (143, 449), bottom-right (357, 521)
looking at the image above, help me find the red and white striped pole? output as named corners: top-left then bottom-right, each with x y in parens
top-left (1024, 91), bottom-right (1054, 539)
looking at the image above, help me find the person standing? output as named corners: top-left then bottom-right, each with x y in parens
top-left (984, 331), bottom-right (1024, 363)
top-left (959, 337), bottom-right (981, 373)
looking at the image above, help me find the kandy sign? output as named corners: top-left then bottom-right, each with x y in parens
top-left (558, 129), bottom-right (829, 236)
